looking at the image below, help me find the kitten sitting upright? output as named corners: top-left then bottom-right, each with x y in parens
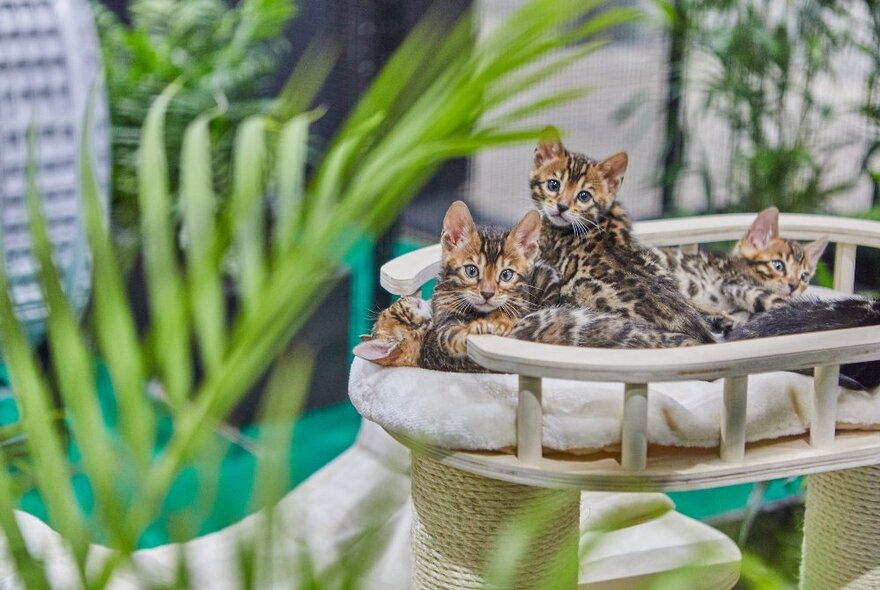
top-left (656, 207), bottom-right (828, 325)
top-left (419, 201), bottom-right (544, 372)
top-left (353, 296), bottom-right (433, 367)
top-left (529, 128), bottom-right (716, 344)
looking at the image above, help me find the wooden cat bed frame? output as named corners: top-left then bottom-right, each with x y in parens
top-left (379, 212), bottom-right (880, 589)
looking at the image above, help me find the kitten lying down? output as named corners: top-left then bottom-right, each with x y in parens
top-left (354, 296), bottom-right (703, 368)
top-left (353, 296), bottom-right (433, 367)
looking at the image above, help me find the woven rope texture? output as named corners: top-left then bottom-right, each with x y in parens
top-left (410, 456), bottom-right (579, 589)
top-left (802, 466), bottom-right (880, 589)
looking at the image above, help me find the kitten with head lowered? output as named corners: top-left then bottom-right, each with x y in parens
top-left (656, 207), bottom-right (828, 327)
top-left (353, 296), bottom-right (433, 367)
top-left (529, 127), bottom-right (716, 344)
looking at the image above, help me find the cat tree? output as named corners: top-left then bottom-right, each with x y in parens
top-left (376, 212), bottom-right (880, 589)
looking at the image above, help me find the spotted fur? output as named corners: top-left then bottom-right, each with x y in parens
top-left (511, 306), bottom-right (705, 348)
top-left (419, 202), bottom-right (548, 372)
top-left (529, 128), bottom-right (715, 344)
top-left (656, 207), bottom-right (828, 328)
top-left (353, 296), bottom-right (433, 367)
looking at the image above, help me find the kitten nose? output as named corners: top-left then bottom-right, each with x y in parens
top-left (557, 203), bottom-right (569, 213)
top-left (480, 290), bottom-right (495, 301)
top-left (789, 281), bottom-right (799, 292)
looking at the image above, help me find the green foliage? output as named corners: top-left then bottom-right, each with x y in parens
top-left (857, 0), bottom-right (880, 204)
top-left (93, 0), bottom-right (297, 267)
top-left (689, 0), bottom-right (852, 213)
top-left (0, 1), bottom-right (637, 584)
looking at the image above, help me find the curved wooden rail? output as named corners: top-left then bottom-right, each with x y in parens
top-left (466, 326), bottom-right (880, 383)
top-left (392, 431), bottom-right (880, 492)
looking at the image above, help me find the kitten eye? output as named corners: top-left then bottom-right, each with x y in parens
top-left (463, 264), bottom-right (479, 278)
top-left (499, 268), bottom-right (514, 282)
top-left (546, 179), bottom-right (560, 192)
top-left (576, 190), bottom-right (592, 203)
top-left (800, 271), bottom-right (810, 282)
top-left (771, 260), bottom-right (785, 272)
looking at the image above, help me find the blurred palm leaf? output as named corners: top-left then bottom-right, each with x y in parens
top-left (0, 0), bottom-right (636, 584)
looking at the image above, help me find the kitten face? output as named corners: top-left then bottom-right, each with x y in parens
top-left (352, 296), bottom-right (433, 367)
top-left (438, 201), bottom-right (541, 315)
top-left (529, 127), bottom-right (628, 233)
top-left (734, 207), bottom-right (828, 295)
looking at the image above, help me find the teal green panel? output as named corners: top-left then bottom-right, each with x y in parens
top-left (346, 236), bottom-right (375, 355)
top-left (669, 478), bottom-right (804, 521)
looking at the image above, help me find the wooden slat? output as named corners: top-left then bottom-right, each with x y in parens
top-left (621, 384), bottom-right (648, 470)
top-left (833, 243), bottom-right (857, 294)
top-left (811, 366), bottom-right (840, 449)
top-left (391, 430), bottom-right (880, 492)
top-left (721, 376), bottom-right (748, 462)
top-left (467, 326), bottom-right (880, 383)
top-left (634, 214), bottom-right (880, 249)
top-left (517, 376), bottom-right (543, 464)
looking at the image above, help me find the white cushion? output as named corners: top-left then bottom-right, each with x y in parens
top-left (350, 357), bottom-right (876, 453)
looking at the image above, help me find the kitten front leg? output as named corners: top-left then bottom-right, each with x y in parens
top-left (723, 282), bottom-right (789, 314)
top-left (468, 314), bottom-right (516, 337)
top-left (439, 323), bottom-right (476, 358)
top-left (439, 316), bottom-right (515, 358)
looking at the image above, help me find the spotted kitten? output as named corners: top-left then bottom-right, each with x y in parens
top-left (419, 201), bottom-right (547, 372)
top-left (353, 296), bottom-right (433, 367)
top-left (657, 207), bottom-right (828, 325)
top-left (529, 128), bottom-right (715, 344)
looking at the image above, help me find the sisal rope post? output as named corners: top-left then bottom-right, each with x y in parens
top-left (410, 456), bottom-right (580, 590)
top-left (801, 466), bottom-right (880, 589)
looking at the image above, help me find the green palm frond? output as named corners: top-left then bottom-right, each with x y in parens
top-left (0, 1), bottom-right (637, 584)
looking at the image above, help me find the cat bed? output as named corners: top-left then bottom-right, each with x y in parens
top-left (349, 357), bottom-right (877, 453)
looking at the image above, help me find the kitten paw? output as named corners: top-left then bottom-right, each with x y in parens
top-left (469, 319), bottom-right (512, 336)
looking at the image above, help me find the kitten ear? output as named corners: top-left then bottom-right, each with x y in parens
top-left (442, 201), bottom-right (476, 251)
top-left (508, 210), bottom-right (542, 261)
top-left (805, 236), bottom-right (829, 266)
top-left (598, 152), bottom-right (628, 194)
top-left (534, 126), bottom-right (564, 167)
top-left (353, 339), bottom-right (401, 365)
top-left (746, 207), bottom-right (780, 249)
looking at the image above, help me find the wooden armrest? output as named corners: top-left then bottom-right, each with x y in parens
top-left (467, 325), bottom-right (880, 382)
top-left (635, 213), bottom-right (880, 247)
top-left (379, 244), bottom-right (441, 295)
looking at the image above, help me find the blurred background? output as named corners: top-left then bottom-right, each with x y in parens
top-left (1, 0), bottom-right (878, 586)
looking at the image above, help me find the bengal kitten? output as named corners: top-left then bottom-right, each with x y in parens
top-left (529, 128), bottom-right (716, 344)
top-left (353, 296), bottom-right (433, 367)
top-left (419, 201), bottom-right (546, 372)
top-left (657, 207), bottom-right (828, 326)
